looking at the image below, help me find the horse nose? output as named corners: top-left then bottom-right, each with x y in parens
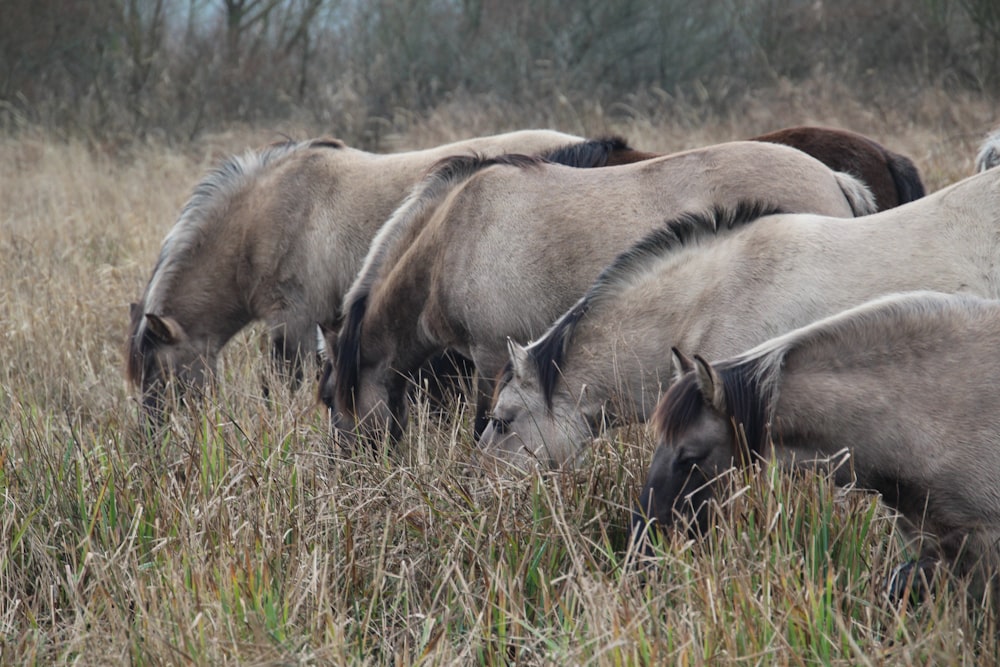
top-left (328, 408), bottom-right (360, 451)
top-left (318, 361), bottom-right (335, 408)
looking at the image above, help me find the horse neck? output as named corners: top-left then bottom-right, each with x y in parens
top-left (171, 257), bottom-right (254, 343)
top-left (557, 299), bottom-right (692, 425)
top-left (761, 324), bottom-right (960, 490)
top-left (363, 255), bottom-right (437, 373)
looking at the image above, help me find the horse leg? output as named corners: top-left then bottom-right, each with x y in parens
top-left (885, 557), bottom-right (939, 606)
top-left (267, 317), bottom-right (319, 392)
top-left (473, 374), bottom-right (494, 441)
top-left (415, 351), bottom-right (475, 414)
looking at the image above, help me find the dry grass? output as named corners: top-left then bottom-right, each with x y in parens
top-left (1, 85), bottom-right (999, 664)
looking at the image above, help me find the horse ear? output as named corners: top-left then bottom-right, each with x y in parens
top-left (506, 338), bottom-right (534, 381)
top-left (693, 355), bottom-right (726, 414)
top-left (670, 347), bottom-right (695, 383)
top-left (144, 313), bottom-right (183, 345)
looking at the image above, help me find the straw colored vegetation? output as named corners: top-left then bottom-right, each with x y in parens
top-left (1, 85), bottom-right (998, 664)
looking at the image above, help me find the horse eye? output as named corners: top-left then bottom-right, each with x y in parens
top-left (490, 415), bottom-right (512, 434)
top-left (674, 451), bottom-right (702, 470)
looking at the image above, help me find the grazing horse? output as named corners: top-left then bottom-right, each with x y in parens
top-left (125, 129), bottom-right (593, 413)
top-left (976, 127), bottom-right (1000, 173)
top-left (481, 166), bottom-right (1000, 471)
top-left (752, 125), bottom-right (924, 208)
top-left (637, 291), bottom-right (1000, 599)
top-left (322, 140), bottom-right (876, 447)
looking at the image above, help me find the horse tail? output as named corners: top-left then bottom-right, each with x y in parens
top-left (885, 153), bottom-right (926, 204)
top-left (833, 171), bottom-right (878, 216)
top-left (976, 130), bottom-right (1000, 173)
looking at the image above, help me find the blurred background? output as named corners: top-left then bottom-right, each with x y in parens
top-left (2, 0), bottom-right (998, 147)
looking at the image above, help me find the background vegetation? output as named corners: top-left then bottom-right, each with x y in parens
top-left (1, 0), bottom-right (999, 145)
top-left (2, 0), bottom-right (1000, 664)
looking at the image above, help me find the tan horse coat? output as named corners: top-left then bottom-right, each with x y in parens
top-left (483, 166), bottom-right (1000, 471)
top-left (125, 130), bottom-right (584, 409)
top-left (325, 140), bottom-right (876, 444)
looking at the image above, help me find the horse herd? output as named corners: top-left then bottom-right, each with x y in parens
top-left (128, 124), bottom-right (1000, 600)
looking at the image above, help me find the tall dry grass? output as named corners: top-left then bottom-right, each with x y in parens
top-left (1, 84), bottom-right (998, 664)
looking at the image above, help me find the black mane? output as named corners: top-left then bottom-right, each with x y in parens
top-left (540, 136), bottom-right (632, 168)
top-left (529, 201), bottom-right (785, 409)
top-left (331, 293), bottom-right (369, 413)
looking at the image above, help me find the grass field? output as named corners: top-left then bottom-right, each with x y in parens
top-left (2, 84), bottom-right (999, 664)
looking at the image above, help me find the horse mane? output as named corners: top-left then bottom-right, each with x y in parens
top-left (652, 357), bottom-right (773, 459)
top-left (333, 152), bottom-right (547, 412)
top-left (344, 137), bottom-right (634, 325)
top-left (539, 136), bottom-right (632, 168)
top-left (525, 201), bottom-right (785, 409)
top-left (344, 151), bottom-right (546, 311)
top-left (126, 139), bottom-right (328, 385)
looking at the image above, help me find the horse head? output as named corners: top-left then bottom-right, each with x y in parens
top-left (476, 339), bottom-right (599, 472)
top-left (126, 303), bottom-right (217, 418)
top-left (319, 307), bottom-right (409, 450)
top-left (635, 351), bottom-right (743, 538)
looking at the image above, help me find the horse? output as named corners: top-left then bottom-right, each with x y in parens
top-left (480, 166), bottom-right (1000, 472)
top-left (976, 127), bottom-right (1000, 173)
top-left (124, 129), bottom-right (600, 414)
top-left (317, 125), bottom-right (919, 424)
top-left (752, 125), bottom-right (924, 208)
top-left (636, 290), bottom-right (1000, 600)
top-left (322, 140), bottom-right (877, 447)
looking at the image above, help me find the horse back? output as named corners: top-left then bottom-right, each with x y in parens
top-left (753, 126), bottom-right (925, 209)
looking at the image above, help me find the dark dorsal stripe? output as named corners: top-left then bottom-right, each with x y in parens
top-left (529, 201), bottom-right (786, 409)
top-left (540, 136), bottom-right (632, 168)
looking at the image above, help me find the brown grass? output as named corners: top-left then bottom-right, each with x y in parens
top-left (1, 84), bottom-right (998, 664)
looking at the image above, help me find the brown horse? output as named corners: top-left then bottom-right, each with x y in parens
top-left (752, 126), bottom-right (924, 209)
top-left (125, 130), bottom-right (596, 414)
top-left (638, 291), bottom-right (1000, 601)
top-left (322, 140), bottom-right (876, 447)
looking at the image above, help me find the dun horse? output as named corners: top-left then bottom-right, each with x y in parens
top-left (481, 166), bottom-right (1000, 471)
top-left (125, 130), bottom-right (593, 412)
top-left (323, 141), bottom-right (876, 446)
top-left (637, 291), bottom-right (1000, 599)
